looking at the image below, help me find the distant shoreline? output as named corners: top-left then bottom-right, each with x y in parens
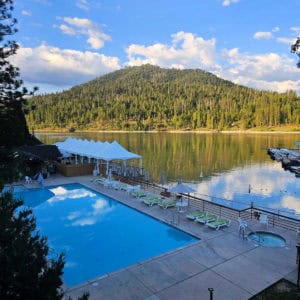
top-left (35, 129), bottom-right (300, 134)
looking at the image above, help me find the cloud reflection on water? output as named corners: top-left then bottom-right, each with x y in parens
top-left (47, 186), bottom-right (116, 226)
top-left (194, 163), bottom-right (300, 216)
top-left (48, 186), bottom-right (96, 203)
top-left (69, 197), bottom-right (115, 227)
top-left (281, 196), bottom-right (300, 214)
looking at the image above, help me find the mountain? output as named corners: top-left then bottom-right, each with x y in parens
top-left (26, 64), bottom-right (300, 131)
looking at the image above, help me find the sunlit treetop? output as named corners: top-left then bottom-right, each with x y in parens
top-left (291, 37), bottom-right (300, 68)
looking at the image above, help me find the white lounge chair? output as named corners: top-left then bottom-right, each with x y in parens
top-left (259, 214), bottom-right (269, 228)
top-left (25, 176), bottom-right (32, 184)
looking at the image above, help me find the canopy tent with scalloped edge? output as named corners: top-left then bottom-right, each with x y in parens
top-left (54, 138), bottom-right (142, 175)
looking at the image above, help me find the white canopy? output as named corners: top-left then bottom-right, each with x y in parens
top-left (55, 137), bottom-right (141, 161)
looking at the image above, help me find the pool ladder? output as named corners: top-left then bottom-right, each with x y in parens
top-left (239, 224), bottom-right (255, 240)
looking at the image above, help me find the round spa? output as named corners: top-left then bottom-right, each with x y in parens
top-left (248, 231), bottom-right (286, 247)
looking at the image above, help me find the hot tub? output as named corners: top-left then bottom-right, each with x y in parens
top-left (248, 231), bottom-right (286, 247)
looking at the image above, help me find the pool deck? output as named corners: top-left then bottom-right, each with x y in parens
top-left (22, 175), bottom-right (300, 300)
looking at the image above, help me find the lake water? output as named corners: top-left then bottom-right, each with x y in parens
top-left (37, 132), bottom-right (300, 218)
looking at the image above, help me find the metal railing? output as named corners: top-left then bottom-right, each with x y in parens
top-left (115, 174), bottom-right (300, 233)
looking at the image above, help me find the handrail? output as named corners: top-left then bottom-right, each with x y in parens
top-left (116, 175), bottom-right (300, 231)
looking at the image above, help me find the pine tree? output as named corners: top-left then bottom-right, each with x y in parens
top-left (291, 37), bottom-right (300, 68)
top-left (0, 189), bottom-right (65, 299)
top-left (0, 186), bottom-right (90, 300)
top-left (0, 0), bottom-right (36, 147)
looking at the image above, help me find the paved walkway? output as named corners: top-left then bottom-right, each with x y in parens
top-left (22, 175), bottom-right (300, 300)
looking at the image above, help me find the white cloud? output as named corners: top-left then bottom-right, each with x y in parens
top-left (57, 17), bottom-right (111, 49)
top-left (125, 31), bottom-right (300, 94)
top-left (22, 10), bottom-right (32, 16)
top-left (253, 31), bottom-right (273, 40)
top-left (126, 31), bottom-right (218, 70)
top-left (9, 29), bottom-right (300, 95)
top-left (59, 24), bottom-right (76, 35)
top-left (34, 0), bottom-right (51, 4)
top-left (222, 0), bottom-right (239, 7)
top-left (10, 43), bottom-right (120, 87)
top-left (76, 0), bottom-right (89, 11)
top-left (63, 17), bottom-right (91, 28)
top-left (276, 37), bottom-right (295, 45)
top-left (220, 48), bottom-right (300, 93)
top-left (290, 27), bottom-right (300, 33)
top-left (272, 26), bottom-right (280, 32)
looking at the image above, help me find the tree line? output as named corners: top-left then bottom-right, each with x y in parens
top-left (27, 65), bottom-right (300, 131)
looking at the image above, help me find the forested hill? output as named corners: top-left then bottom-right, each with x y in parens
top-left (26, 64), bottom-right (300, 131)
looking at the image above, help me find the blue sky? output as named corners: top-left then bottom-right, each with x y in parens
top-left (11, 0), bottom-right (300, 94)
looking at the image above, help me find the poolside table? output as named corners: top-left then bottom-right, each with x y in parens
top-left (176, 201), bottom-right (188, 213)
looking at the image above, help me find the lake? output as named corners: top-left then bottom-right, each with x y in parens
top-left (37, 132), bottom-right (300, 218)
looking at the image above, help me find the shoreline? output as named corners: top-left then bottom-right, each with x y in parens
top-left (35, 129), bottom-right (300, 134)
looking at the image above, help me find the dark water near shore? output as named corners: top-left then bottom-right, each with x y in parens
top-left (37, 132), bottom-right (300, 217)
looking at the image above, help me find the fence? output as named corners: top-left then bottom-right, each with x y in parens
top-left (55, 162), bottom-right (95, 177)
top-left (116, 174), bottom-right (300, 233)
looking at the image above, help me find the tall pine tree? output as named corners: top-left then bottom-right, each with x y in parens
top-left (0, 188), bottom-right (65, 299)
top-left (0, 0), bottom-right (35, 148)
top-left (291, 37), bottom-right (300, 68)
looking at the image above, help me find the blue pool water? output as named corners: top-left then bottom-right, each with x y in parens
top-left (14, 183), bottom-right (198, 287)
top-left (248, 231), bottom-right (286, 247)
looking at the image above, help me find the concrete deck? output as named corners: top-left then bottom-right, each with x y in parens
top-left (22, 175), bottom-right (300, 300)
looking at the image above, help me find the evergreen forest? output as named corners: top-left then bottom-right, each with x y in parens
top-left (26, 64), bottom-right (300, 131)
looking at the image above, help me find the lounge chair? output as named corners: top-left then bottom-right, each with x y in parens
top-left (116, 183), bottom-right (128, 191)
top-left (158, 199), bottom-right (177, 209)
top-left (93, 176), bottom-right (106, 184)
top-left (103, 179), bottom-right (114, 188)
top-left (25, 176), bottom-right (32, 184)
top-left (111, 181), bottom-right (122, 190)
top-left (259, 214), bottom-right (269, 228)
top-left (186, 211), bottom-right (205, 220)
top-left (195, 213), bottom-right (217, 224)
top-left (132, 190), bottom-right (147, 198)
top-left (207, 217), bottom-right (231, 230)
top-left (142, 196), bottom-right (162, 206)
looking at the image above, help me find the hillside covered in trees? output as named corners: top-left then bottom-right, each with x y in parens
top-left (27, 64), bottom-right (300, 131)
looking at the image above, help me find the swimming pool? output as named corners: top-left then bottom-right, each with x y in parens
top-left (14, 183), bottom-right (198, 287)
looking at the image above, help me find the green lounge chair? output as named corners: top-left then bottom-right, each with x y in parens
top-left (142, 197), bottom-right (162, 206)
top-left (158, 199), bottom-right (177, 209)
top-left (132, 190), bottom-right (147, 198)
top-left (186, 211), bottom-right (205, 220)
top-left (92, 176), bottom-right (106, 184)
top-left (206, 218), bottom-right (231, 230)
top-left (195, 214), bottom-right (217, 224)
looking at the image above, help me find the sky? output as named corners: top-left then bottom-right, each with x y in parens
top-left (10, 0), bottom-right (300, 94)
